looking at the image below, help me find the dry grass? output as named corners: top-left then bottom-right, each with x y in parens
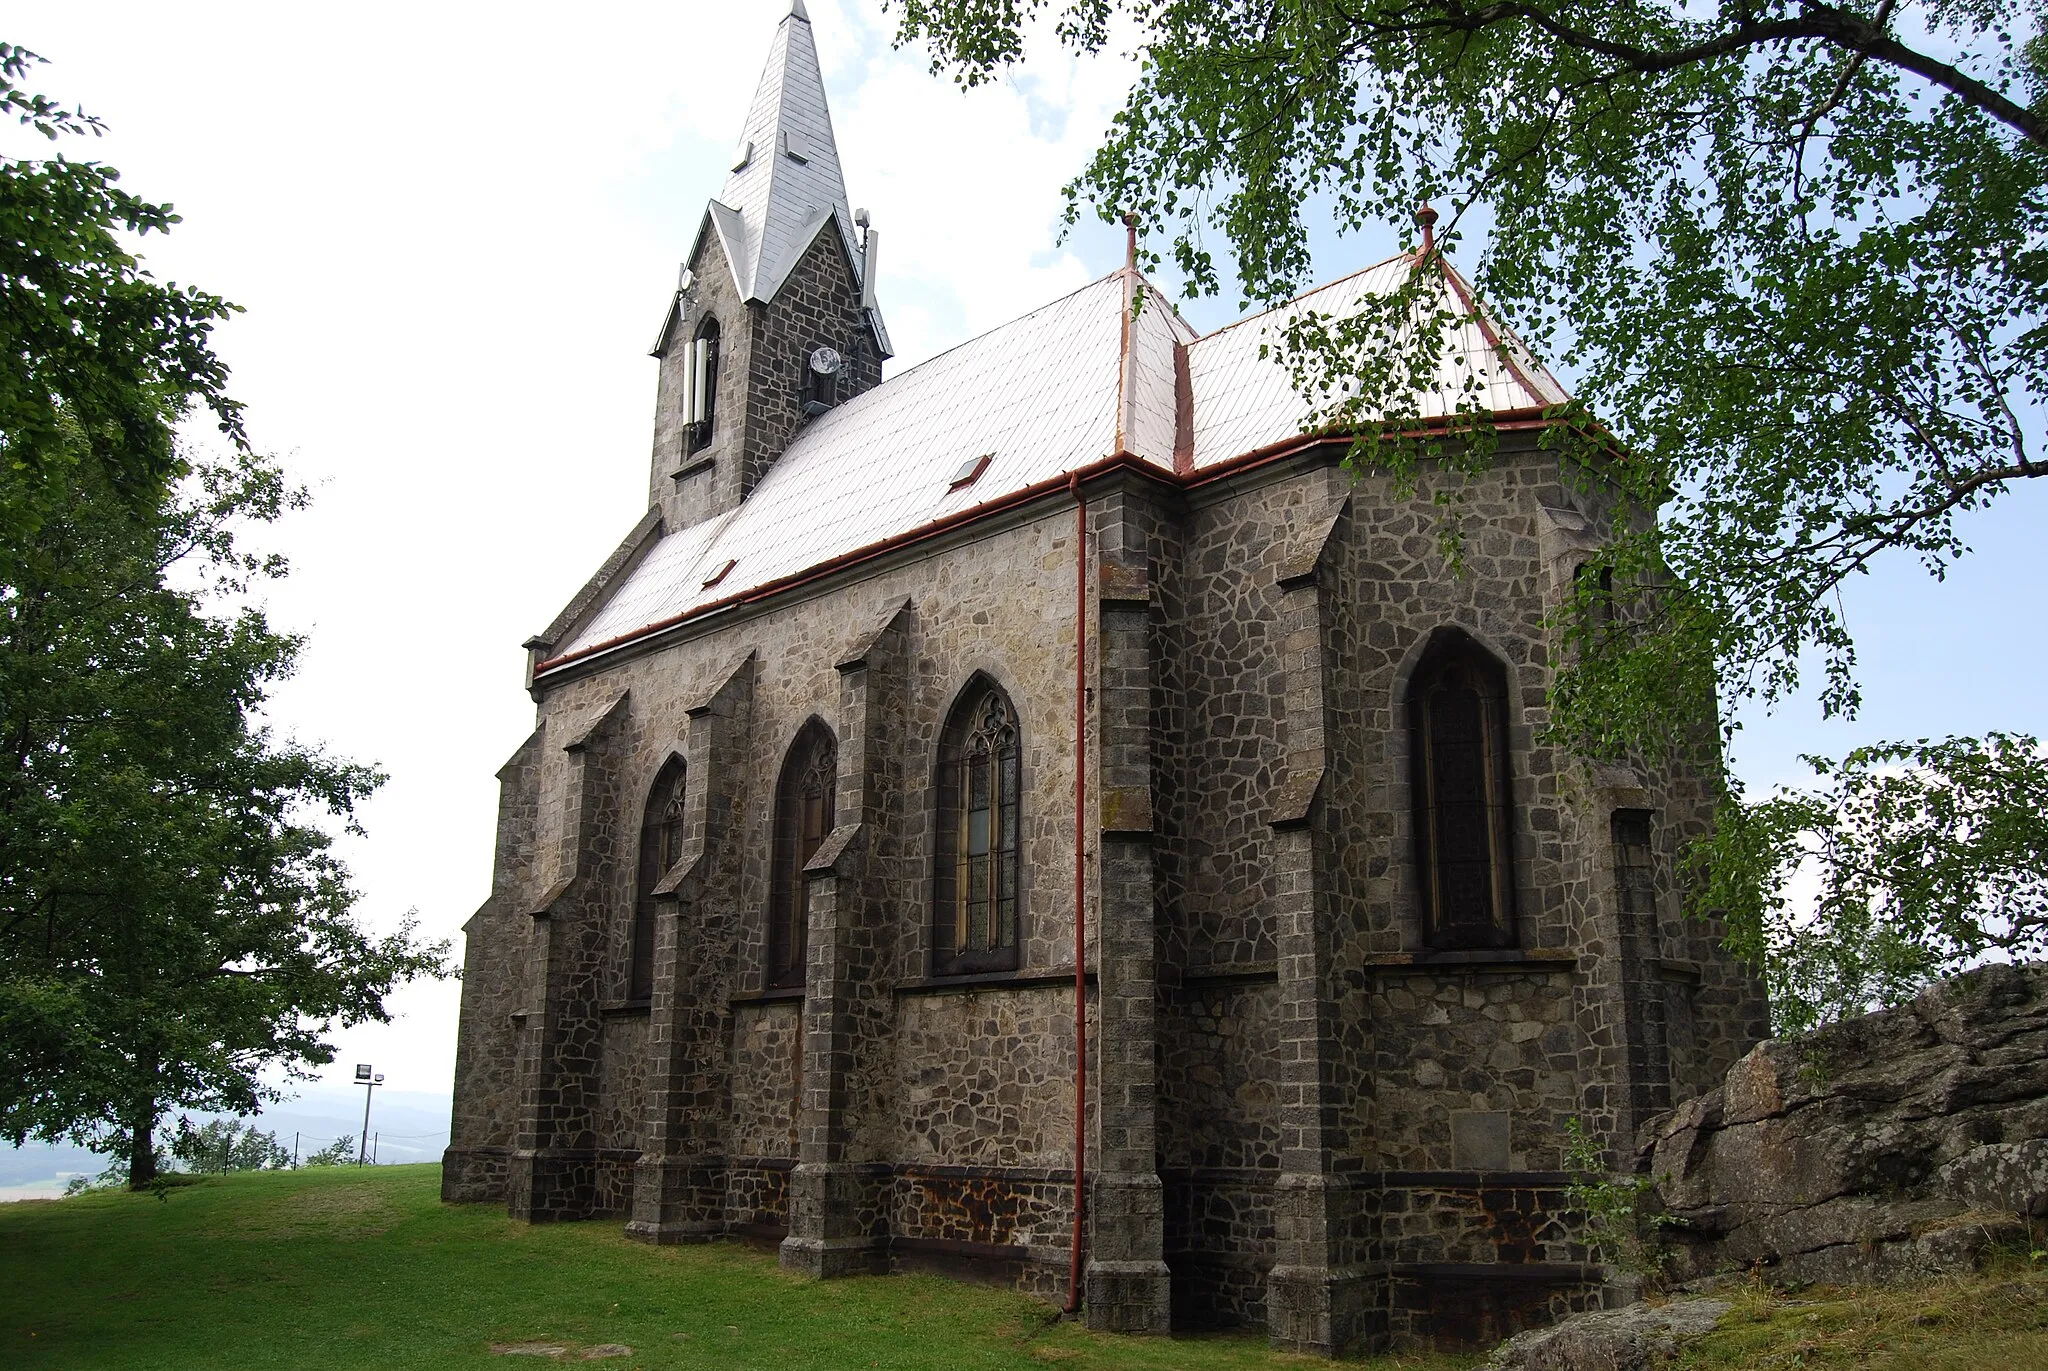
top-left (1675, 1247), bottom-right (2048, 1370)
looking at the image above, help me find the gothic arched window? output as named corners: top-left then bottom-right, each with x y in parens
top-left (1408, 629), bottom-right (1518, 950)
top-left (684, 317), bottom-right (720, 453)
top-left (768, 720), bottom-right (836, 989)
top-left (933, 679), bottom-right (1021, 975)
top-left (631, 757), bottom-right (687, 1002)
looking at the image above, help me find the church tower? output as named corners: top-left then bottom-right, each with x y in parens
top-left (647, 0), bottom-right (890, 530)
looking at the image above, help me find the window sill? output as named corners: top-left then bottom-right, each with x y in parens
top-left (730, 985), bottom-right (806, 1005)
top-left (670, 453), bottom-right (715, 482)
top-left (1362, 949), bottom-right (1577, 974)
top-left (601, 1000), bottom-right (651, 1018)
top-left (894, 967), bottom-right (1090, 996)
top-left (1179, 964), bottom-right (1278, 989)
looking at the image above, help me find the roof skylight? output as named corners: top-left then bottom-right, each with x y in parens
top-left (948, 453), bottom-right (994, 490)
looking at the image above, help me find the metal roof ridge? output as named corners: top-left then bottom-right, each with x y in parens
top-left (1115, 264), bottom-right (1138, 455)
top-left (1135, 276), bottom-right (1199, 343)
top-left (1112, 268), bottom-right (1194, 466)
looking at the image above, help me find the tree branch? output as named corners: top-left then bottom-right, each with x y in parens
top-left (1376, 1), bottom-right (2048, 148)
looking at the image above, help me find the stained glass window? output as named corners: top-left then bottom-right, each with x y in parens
top-left (934, 681), bottom-right (1021, 974)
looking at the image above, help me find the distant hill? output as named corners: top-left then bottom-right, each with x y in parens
top-left (0, 1085), bottom-right (452, 1198)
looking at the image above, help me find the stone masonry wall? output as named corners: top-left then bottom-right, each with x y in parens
top-left (730, 1001), bottom-right (801, 1159)
top-left (442, 727), bottom-right (544, 1202)
top-left (448, 437), bottom-right (1767, 1350)
top-left (736, 228), bottom-right (881, 502)
top-left (461, 502), bottom-right (1092, 1250)
top-left (893, 985), bottom-right (1082, 1167)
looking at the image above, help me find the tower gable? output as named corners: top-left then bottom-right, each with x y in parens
top-left (736, 216), bottom-right (880, 502)
top-left (648, 208), bottom-right (878, 530)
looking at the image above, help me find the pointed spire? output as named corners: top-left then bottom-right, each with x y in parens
top-left (713, 3), bottom-right (854, 303)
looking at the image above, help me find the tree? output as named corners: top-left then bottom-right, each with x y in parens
top-left (0, 438), bottom-right (450, 1188)
top-left (0, 44), bottom-right (243, 516)
top-left (1688, 732), bottom-right (2048, 1031)
top-left (302, 1134), bottom-right (356, 1167)
top-left (890, 0), bottom-right (2048, 1018)
top-left (0, 45), bottom-right (450, 1187)
top-left (170, 1117), bottom-right (291, 1174)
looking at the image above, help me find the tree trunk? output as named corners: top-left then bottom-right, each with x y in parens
top-left (126, 1092), bottom-right (157, 1190)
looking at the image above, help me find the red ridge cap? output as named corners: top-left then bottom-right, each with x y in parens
top-left (1437, 258), bottom-right (1552, 411)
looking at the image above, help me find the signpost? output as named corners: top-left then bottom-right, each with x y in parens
top-left (354, 1064), bottom-right (384, 1167)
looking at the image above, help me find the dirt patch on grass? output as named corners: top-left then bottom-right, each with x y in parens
top-left (488, 1342), bottom-right (632, 1360)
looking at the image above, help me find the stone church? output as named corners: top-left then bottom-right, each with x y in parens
top-left (442, 1), bottom-right (1768, 1353)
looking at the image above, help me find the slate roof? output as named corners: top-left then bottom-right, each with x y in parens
top-left (543, 252), bottom-right (1569, 672)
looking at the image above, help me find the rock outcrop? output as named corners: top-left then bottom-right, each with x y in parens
top-left (1487, 1298), bottom-right (1729, 1371)
top-left (1642, 962), bottom-right (2048, 1284)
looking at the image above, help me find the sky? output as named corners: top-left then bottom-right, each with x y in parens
top-left (6, 0), bottom-right (2042, 1150)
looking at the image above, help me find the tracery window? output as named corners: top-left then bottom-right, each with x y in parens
top-left (768, 720), bottom-right (836, 989)
top-left (630, 757), bottom-right (687, 1002)
top-left (1408, 629), bottom-right (1518, 950)
top-left (933, 679), bottom-right (1021, 975)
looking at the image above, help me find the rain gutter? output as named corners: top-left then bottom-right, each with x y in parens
top-left (1065, 471), bottom-right (1089, 1316)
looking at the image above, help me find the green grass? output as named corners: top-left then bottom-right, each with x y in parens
top-left (0, 1164), bottom-right (1468, 1371)
top-left (1672, 1254), bottom-right (2048, 1371)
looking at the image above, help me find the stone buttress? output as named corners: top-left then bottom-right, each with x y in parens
top-left (1084, 481), bottom-right (1175, 1332)
top-left (626, 651), bottom-right (756, 1242)
top-left (781, 600), bottom-right (913, 1276)
top-left (508, 692), bottom-right (632, 1221)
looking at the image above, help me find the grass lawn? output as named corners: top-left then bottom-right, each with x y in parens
top-left (0, 1164), bottom-right (1468, 1371)
top-left (11, 1165), bottom-right (2040, 1369)
top-left (1673, 1257), bottom-right (2048, 1371)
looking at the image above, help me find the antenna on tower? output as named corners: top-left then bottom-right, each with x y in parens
top-left (857, 209), bottom-right (880, 309)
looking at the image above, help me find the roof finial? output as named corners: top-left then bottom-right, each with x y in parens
top-left (1122, 212), bottom-right (1140, 273)
top-left (1415, 201), bottom-right (1439, 258)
